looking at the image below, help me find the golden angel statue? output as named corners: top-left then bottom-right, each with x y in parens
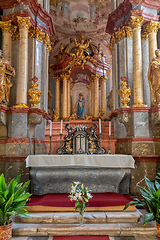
top-left (0, 50), bottom-right (15, 104)
top-left (148, 49), bottom-right (160, 106)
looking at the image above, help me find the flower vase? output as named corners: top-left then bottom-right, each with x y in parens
top-left (79, 209), bottom-right (84, 226)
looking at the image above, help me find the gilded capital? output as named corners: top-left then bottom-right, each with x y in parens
top-left (12, 27), bottom-right (19, 41)
top-left (129, 16), bottom-right (143, 29)
top-left (54, 76), bottom-right (61, 82)
top-left (106, 69), bottom-right (111, 77)
top-left (17, 16), bottom-right (31, 30)
top-left (60, 73), bottom-right (70, 81)
top-left (100, 75), bottom-right (108, 82)
top-left (0, 20), bottom-right (12, 33)
top-left (144, 20), bottom-right (160, 34)
top-left (90, 73), bottom-right (101, 81)
top-left (70, 84), bottom-right (74, 90)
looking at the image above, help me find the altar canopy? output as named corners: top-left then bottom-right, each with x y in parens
top-left (26, 154), bottom-right (135, 168)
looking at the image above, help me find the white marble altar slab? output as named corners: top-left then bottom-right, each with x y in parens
top-left (26, 154), bottom-right (135, 168)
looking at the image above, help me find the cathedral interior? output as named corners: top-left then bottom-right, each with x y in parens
top-left (0, 0), bottom-right (160, 238)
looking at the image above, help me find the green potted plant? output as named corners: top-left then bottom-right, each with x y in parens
top-left (0, 173), bottom-right (32, 240)
top-left (123, 176), bottom-right (160, 238)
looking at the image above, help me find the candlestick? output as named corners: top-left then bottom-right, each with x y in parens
top-left (109, 121), bottom-right (111, 136)
top-left (99, 119), bottom-right (101, 134)
top-left (61, 119), bottom-right (63, 134)
top-left (48, 135), bottom-right (53, 155)
top-left (50, 120), bottom-right (52, 136)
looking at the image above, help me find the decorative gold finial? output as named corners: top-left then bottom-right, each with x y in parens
top-left (28, 76), bottom-right (42, 108)
top-left (118, 77), bottom-right (131, 108)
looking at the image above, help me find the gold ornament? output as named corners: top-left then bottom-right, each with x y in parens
top-left (125, 26), bottom-right (133, 38)
top-left (115, 27), bottom-right (126, 42)
top-left (84, 115), bottom-right (92, 120)
top-left (129, 16), bottom-right (143, 29)
top-left (69, 36), bottom-right (94, 69)
top-left (28, 27), bottom-right (36, 38)
top-left (90, 73), bottom-right (101, 82)
top-left (109, 33), bottom-right (116, 52)
top-left (17, 16), bottom-right (31, 30)
top-left (87, 84), bottom-right (91, 90)
top-left (68, 113), bottom-right (77, 120)
top-left (0, 51), bottom-right (15, 104)
top-left (148, 49), bottom-right (160, 106)
top-left (44, 34), bottom-right (52, 52)
top-left (52, 109), bottom-right (59, 121)
top-left (12, 27), bottom-right (19, 41)
top-left (35, 27), bottom-right (45, 42)
top-left (99, 109), bottom-right (104, 120)
top-left (48, 90), bottom-right (52, 108)
top-left (141, 28), bottom-right (149, 40)
top-left (28, 77), bottom-right (42, 108)
top-left (118, 77), bottom-right (131, 108)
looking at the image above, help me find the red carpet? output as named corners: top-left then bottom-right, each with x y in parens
top-left (52, 236), bottom-right (110, 240)
top-left (26, 192), bottom-right (132, 208)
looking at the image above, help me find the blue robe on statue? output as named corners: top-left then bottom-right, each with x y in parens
top-left (77, 99), bottom-right (84, 119)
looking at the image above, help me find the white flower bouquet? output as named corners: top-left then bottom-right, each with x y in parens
top-left (69, 181), bottom-right (93, 224)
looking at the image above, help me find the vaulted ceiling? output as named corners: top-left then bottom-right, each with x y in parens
top-left (49, 0), bottom-right (112, 67)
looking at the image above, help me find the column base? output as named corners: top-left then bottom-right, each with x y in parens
top-left (14, 103), bottom-right (28, 108)
top-left (132, 103), bottom-right (147, 107)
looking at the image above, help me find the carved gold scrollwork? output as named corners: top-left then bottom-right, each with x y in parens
top-left (35, 27), bottom-right (45, 42)
top-left (28, 77), bottom-right (42, 108)
top-left (109, 33), bottom-right (116, 52)
top-left (118, 77), bottom-right (131, 108)
top-left (44, 34), bottom-right (52, 52)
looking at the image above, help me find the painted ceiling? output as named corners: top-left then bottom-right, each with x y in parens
top-left (49, 0), bottom-right (112, 68)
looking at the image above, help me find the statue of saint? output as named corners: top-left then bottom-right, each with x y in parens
top-left (77, 93), bottom-right (85, 119)
top-left (148, 49), bottom-right (160, 106)
top-left (0, 50), bottom-right (15, 104)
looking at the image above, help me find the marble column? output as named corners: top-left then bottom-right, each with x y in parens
top-left (55, 76), bottom-right (60, 118)
top-left (67, 77), bottom-right (71, 117)
top-left (99, 84), bottom-right (101, 112)
top-left (15, 16), bottom-right (31, 107)
top-left (144, 20), bottom-right (159, 106)
top-left (129, 16), bottom-right (145, 107)
top-left (93, 74), bottom-right (100, 118)
top-left (61, 73), bottom-right (69, 119)
top-left (141, 30), bottom-right (150, 107)
top-left (87, 85), bottom-right (91, 116)
top-left (90, 77), bottom-right (94, 116)
top-left (100, 76), bottom-right (107, 117)
top-left (0, 20), bottom-right (13, 62)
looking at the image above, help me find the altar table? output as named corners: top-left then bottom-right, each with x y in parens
top-left (26, 154), bottom-right (135, 195)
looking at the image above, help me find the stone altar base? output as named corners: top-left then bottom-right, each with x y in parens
top-left (30, 167), bottom-right (131, 195)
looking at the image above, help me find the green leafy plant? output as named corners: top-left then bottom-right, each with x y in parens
top-left (123, 176), bottom-right (160, 225)
top-left (0, 173), bottom-right (32, 226)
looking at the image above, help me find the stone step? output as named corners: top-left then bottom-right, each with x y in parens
top-left (11, 236), bottom-right (159, 240)
top-left (13, 210), bottom-right (142, 225)
top-left (12, 221), bottom-right (157, 238)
